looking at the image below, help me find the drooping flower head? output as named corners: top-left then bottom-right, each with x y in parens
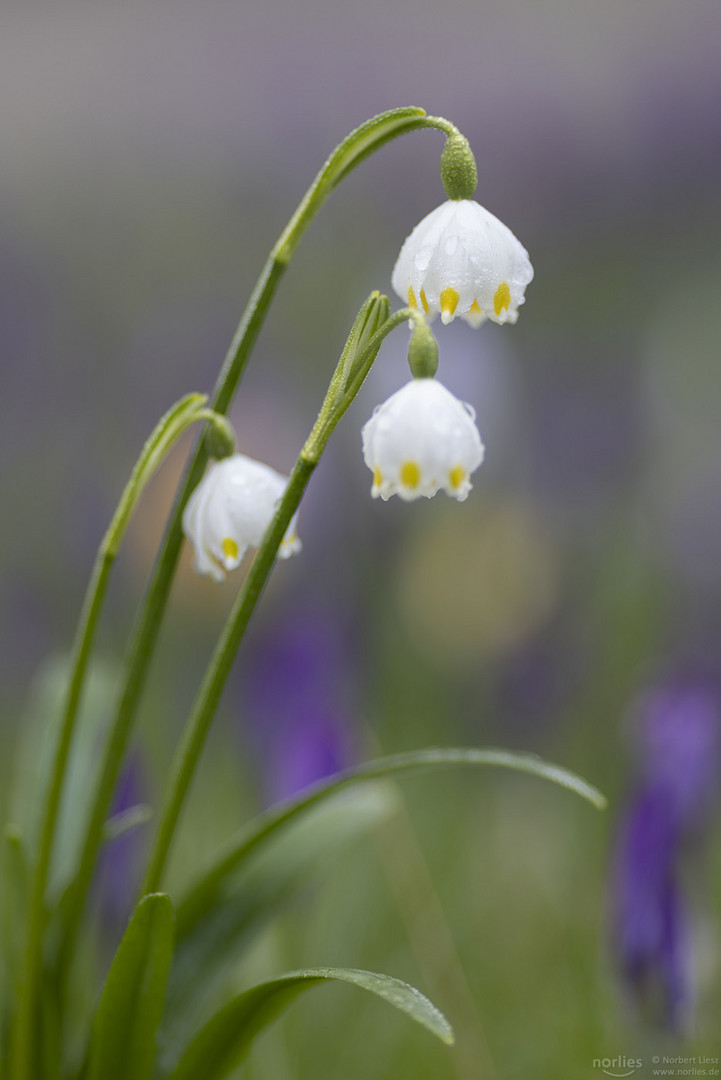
top-left (392, 199), bottom-right (533, 328)
top-left (183, 453), bottom-right (301, 582)
top-left (361, 378), bottom-right (484, 502)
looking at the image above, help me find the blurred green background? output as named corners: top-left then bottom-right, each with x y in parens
top-left (2, 0), bottom-right (721, 1075)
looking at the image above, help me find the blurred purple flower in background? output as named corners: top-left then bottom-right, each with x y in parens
top-left (637, 685), bottom-right (720, 830)
top-left (95, 754), bottom-right (148, 934)
top-left (611, 679), bottom-right (719, 1031)
top-left (614, 786), bottom-right (687, 1028)
top-left (242, 602), bottom-right (357, 805)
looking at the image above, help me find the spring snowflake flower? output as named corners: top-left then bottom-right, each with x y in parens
top-left (362, 378), bottom-right (484, 502)
top-left (183, 454), bottom-right (301, 582)
top-left (392, 199), bottom-right (533, 328)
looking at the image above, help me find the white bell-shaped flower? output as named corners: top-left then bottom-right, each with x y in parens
top-left (362, 378), bottom-right (484, 502)
top-left (183, 454), bottom-right (301, 582)
top-left (392, 199), bottom-right (533, 328)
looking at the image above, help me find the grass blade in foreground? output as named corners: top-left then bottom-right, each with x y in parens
top-left (165, 968), bottom-right (453, 1080)
top-left (1, 828), bottom-right (28, 1011)
top-left (177, 747), bottom-right (606, 935)
top-left (87, 893), bottom-right (174, 1080)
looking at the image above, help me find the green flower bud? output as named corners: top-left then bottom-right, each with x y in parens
top-left (408, 317), bottom-right (439, 379)
top-left (440, 133), bottom-right (478, 201)
top-left (205, 412), bottom-right (236, 460)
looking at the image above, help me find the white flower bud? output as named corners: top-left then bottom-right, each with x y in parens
top-left (183, 454), bottom-right (301, 582)
top-left (361, 379), bottom-right (484, 502)
top-left (392, 199), bottom-right (533, 328)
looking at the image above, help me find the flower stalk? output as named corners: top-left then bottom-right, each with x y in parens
top-left (142, 291), bottom-right (406, 891)
top-left (141, 453), bottom-right (317, 893)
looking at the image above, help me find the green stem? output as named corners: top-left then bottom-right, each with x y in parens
top-left (10, 555), bottom-right (113, 1080)
top-left (141, 299), bottom-right (414, 892)
top-left (141, 455), bottom-right (316, 893)
top-left (61, 108), bottom-right (451, 962)
top-left (303, 306), bottom-right (415, 462)
top-left (11, 392), bottom-right (211, 1080)
top-left (58, 256), bottom-right (289, 981)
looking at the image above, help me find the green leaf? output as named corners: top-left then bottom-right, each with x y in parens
top-left (87, 893), bottom-right (174, 1080)
top-left (10, 654), bottom-right (123, 901)
top-left (1, 826), bottom-right (29, 1017)
top-left (165, 967), bottom-right (453, 1080)
top-left (160, 783), bottom-right (397, 1060)
top-left (177, 747), bottom-right (605, 936)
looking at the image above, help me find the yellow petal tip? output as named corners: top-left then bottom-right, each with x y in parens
top-left (493, 282), bottom-right (511, 316)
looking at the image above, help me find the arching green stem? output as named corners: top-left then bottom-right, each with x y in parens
top-left (141, 298), bottom-right (411, 892)
top-left (10, 393), bottom-right (221, 1080)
